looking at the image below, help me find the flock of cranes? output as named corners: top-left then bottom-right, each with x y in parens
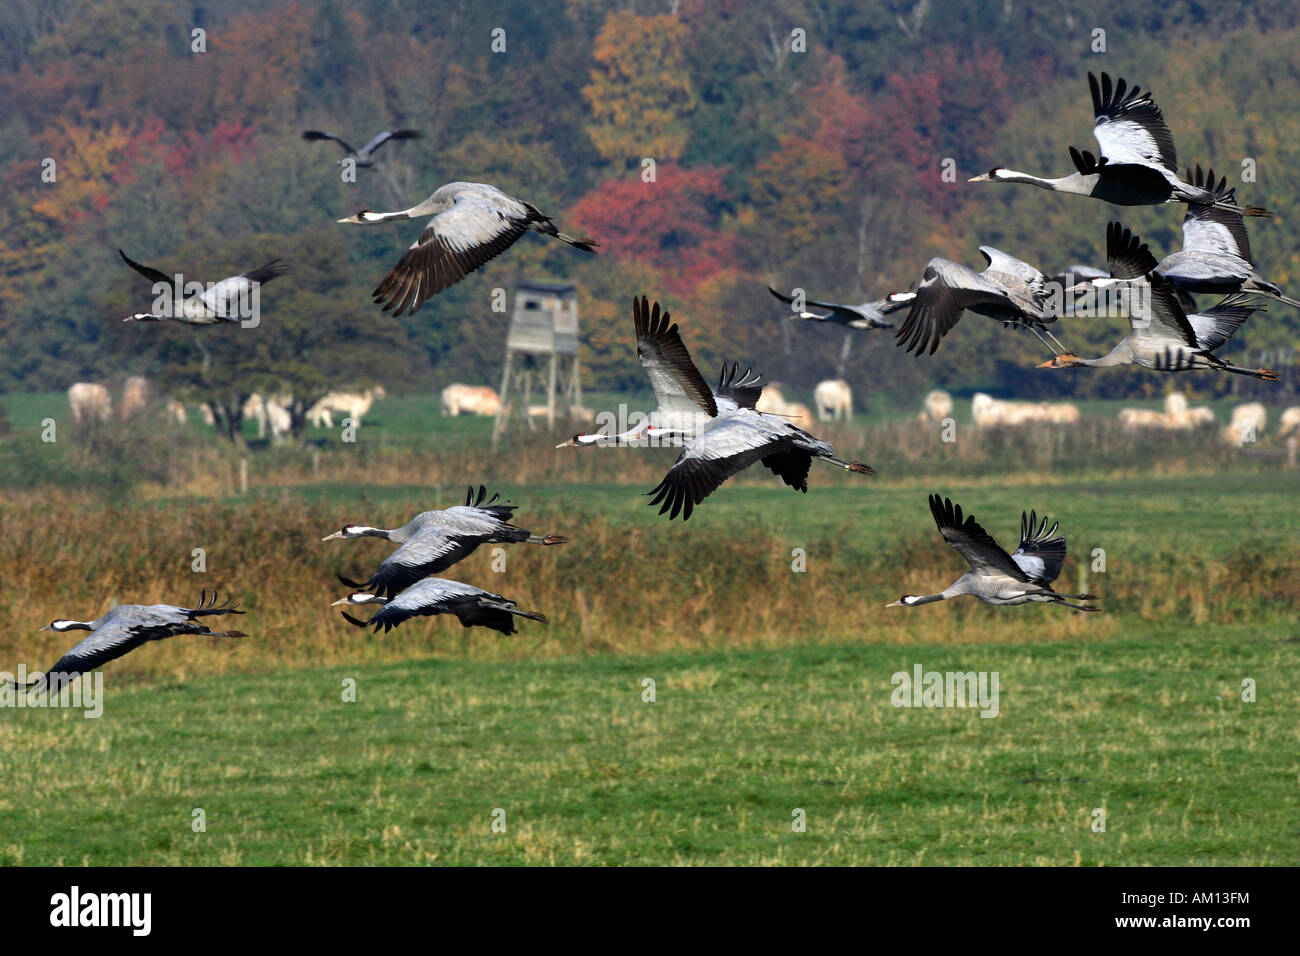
top-left (7, 69), bottom-right (1288, 692)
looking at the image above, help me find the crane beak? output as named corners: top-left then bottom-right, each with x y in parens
top-left (321, 531), bottom-right (343, 541)
top-left (967, 173), bottom-right (990, 183)
top-left (555, 439), bottom-right (576, 448)
top-left (337, 213), bottom-right (364, 224)
top-left (885, 600), bottom-right (904, 608)
top-left (37, 624), bottom-right (55, 631)
top-left (329, 597), bottom-right (351, 607)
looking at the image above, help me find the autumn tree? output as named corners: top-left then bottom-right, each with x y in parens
top-left (583, 10), bottom-right (697, 167)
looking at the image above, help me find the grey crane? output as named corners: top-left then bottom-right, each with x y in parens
top-left (302, 128), bottom-right (421, 168)
top-left (766, 285), bottom-right (903, 330)
top-left (893, 247), bottom-right (1067, 356)
top-left (337, 181), bottom-right (598, 314)
top-left (887, 496), bottom-right (1100, 612)
top-left (556, 297), bottom-right (872, 521)
top-left (119, 249), bottom-right (288, 324)
top-left (8, 592), bottom-right (246, 694)
top-left (1154, 166), bottom-right (1300, 311)
top-left (332, 578), bottom-right (546, 636)
top-left (323, 484), bottom-right (567, 599)
top-left (1039, 223), bottom-right (1279, 380)
top-left (970, 73), bottom-right (1271, 217)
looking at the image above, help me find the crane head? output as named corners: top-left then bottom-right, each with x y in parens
top-left (556, 433), bottom-right (596, 448)
top-left (337, 210), bottom-right (372, 224)
top-left (322, 524), bottom-right (380, 541)
top-left (968, 167), bottom-right (1006, 183)
top-left (41, 620), bottom-right (93, 632)
top-left (330, 592), bottom-right (386, 607)
top-left (1037, 354), bottom-right (1080, 369)
top-left (886, 596), bottom-right (918, 608)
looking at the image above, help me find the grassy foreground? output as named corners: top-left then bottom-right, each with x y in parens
top-left (1, 624), bottom-right (1294, 866)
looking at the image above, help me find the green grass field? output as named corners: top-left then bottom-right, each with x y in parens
top-left (2, 625), bottom-right (1294, 865)
top-left (0, 391), bottom-right (1296, 865)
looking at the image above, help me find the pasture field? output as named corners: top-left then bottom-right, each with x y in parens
top-left (0, 392), bottom-right (1295, 865)
top-left (0, 626), bottom-right (1295, 865)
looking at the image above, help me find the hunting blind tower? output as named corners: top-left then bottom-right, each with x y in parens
top-left (492, 280), bottom-right (583, 444)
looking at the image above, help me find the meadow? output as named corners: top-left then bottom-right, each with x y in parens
top-left (0, 391), bottom-right (1296, 865)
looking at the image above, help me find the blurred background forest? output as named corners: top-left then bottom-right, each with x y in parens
top-left (1, 0), bottom-right (1298, 410)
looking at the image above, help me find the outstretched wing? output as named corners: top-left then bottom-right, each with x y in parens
top-left (1090, 72), bottom-right (1177, 173)
top-left (358, 129), bottom-right (421, 157)
top-left (715, 362), bottom-right (763, 409)
top-left (928, 494), bottom-right (1028, 581)
top-left (119, 249), bottom-right (170, 285)
top-left (633, 296), bottom-right (717, 419)
top-left (348, 531), bottom-right (487, 598)
top-left (26, 620), bottom-right (152, 689)
top-left (646, 417), bottom-right (785, 521)
top-left (895, 258), bottom-right (1016, 356)
top-left (1105, 221), bottom-right (1161, 279)
top-left (195, 260), bottom-right (289, 317)
top-left (1186, 293), bottom-right (1261, 353)
top-left (1180, 166), bottom-right (1253, 262)
top-left (1010, 510), bottom-right (1067, 585)
top-left (302, 130), bottom-right (357, 155)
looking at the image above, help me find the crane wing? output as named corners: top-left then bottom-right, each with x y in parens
top-left (646, 416), bottom-right (786, 520)
top-left (1089, 72), bottom-right (1177, 173)
top-left (1104, 222), bottom-right (1160, 279)
top-left (358, 129), bottom-right (421, 157)
top-left (894, 258), bottom-right (1014, 356)
top-left (119, 249), bottom-right (171, 286)
top-left (1186, 294), bottom-right (1261, 353)
top-left (1131, 275), bottom-right (1199, 348)
top-left (1180, 166), bottom-right (1253, 262)
top-left (928, 494), bottom-right (1028, 581)
top-left (714, 362), bottom-right (763, 409)
top-left (302, 130), bottom-right (357, 155)
top-left (633, 296), bottom-right (717, 419)
top-left (194, 260), bottom-right (288, 318)
top-left (348, 531), bottom-right (487, 598)
top-left (26, 620), bottom-right (152, 689)
top-left (1010, 510), bottom-right (1066, 585)
top-left (372, 195), bottom-right (529, 315)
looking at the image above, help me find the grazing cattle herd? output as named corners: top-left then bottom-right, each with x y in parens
top-left (62, 377), bottom-right (1300, 453)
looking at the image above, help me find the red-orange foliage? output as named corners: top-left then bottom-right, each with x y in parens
top-left (569, 164), bottom-right (739, 296)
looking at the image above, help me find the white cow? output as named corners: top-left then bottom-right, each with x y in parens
top-left (441, 384), bottom-right (502, 417)
top-left (307, 388), bottom-right (381, 428)
top-left (1118, 407), bottom-right (1169, 430)
top-left (973, 392), bottom-right (1080, 427)
top-left (120, 376), bottom-right (149, 420)
top-left (163, 399), bottom-right (188, 425)
top-left (264, 395), bottom-right (292, 441)
top-left (813, 379), bottom-right (852, 421)
top-left (68, 383), bottom-right (111, 424)
top-left (243, 393), bottom-right (269, 438)
top-left (1223, 402), bottom-right (1267, 444)
top-left (919, 389), bottom-right (953, 424)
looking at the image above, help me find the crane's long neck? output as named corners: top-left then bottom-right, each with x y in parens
top-left (1074, 341), bottom-right (1135, 368)
top-left (904, 592), bottom-right (949, 606)
top-left (997, 169), bottom-right (1094, 196)
top-left (903, 579), bottom-right (971, 606)
top-left (353, 526), bottom-right (395, 540)
top-left (583, 424), bottom-right (650, 446)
